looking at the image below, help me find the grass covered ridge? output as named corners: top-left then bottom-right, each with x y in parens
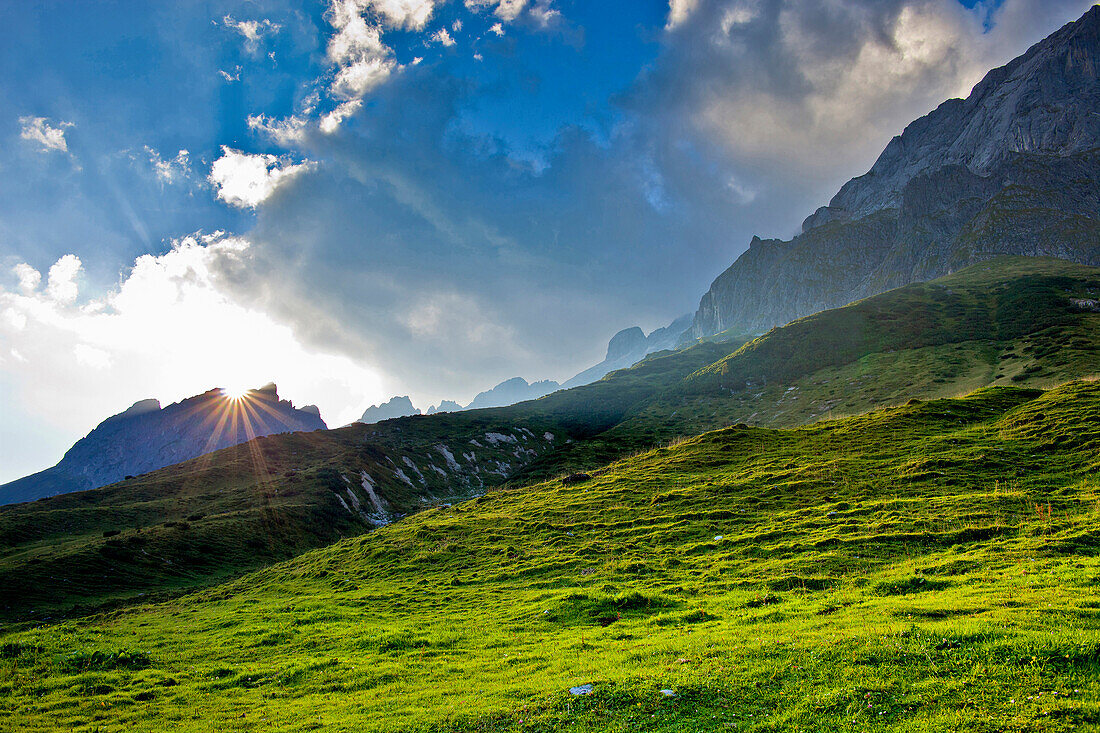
top-left (2, 381), bottom-right (1099, 731)
top-left (2, 256), bottom-right (1097, 623)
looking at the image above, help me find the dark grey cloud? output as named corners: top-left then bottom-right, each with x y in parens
top-left (224, 0), bottom-right (1097, 405)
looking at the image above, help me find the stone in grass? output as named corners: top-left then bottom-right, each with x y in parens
top-left (660, 689), bottom-right (677, 697)
top-left (569, 684), bottom-right (594, 696)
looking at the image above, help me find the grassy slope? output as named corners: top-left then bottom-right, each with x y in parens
top-left (0, 410), bottom-right (572, 620)
top-left (2, 257), bottom-right (1098, 620)
top-left (2, 381), bottom-right (1099, 732)
top-left (514, 257), bottom-right (1100, 476)
top-left (0, 342), bottom-right (744, 621)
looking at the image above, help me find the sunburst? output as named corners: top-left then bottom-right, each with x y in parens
top-left (221, 385), bottom-right (251, 401)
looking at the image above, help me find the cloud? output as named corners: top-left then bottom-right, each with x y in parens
top-left (204, 0), bottom-right (1100, 413)
top-left (0, 235), bottom-right (386, 450)
top-left (646, 0), bottom-right (1097, 195)
top-left (12, 264), bottom-right (40, 294)
top-left (145, 146), bottom-right (192, 185)
top-left (19, 116), bottom-right (73, 153)
top-left (666, 0), bottom-right (701, 28)
top-left (222, 14), bottom-right (281, 56)
top-left (326, 1), bottom-right (399, 101)
top-left (465, 0), bottom-right (528, 22)
top-left (320, 100), bottom-right (364, 134)
top-left (248, 114), bottom-right (309, 145)
top-left (367, 0), bottom-right (438, 30)
top-left (46, 255), bottom-right (81, 304)
top-left (208, 147), bottom-right (315, 208)
top-left (430, 27), bottom-right (456, 46)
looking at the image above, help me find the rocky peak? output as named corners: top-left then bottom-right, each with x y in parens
top-left (807, 6), bottom-right (1100, 230)
top-left (692, 6), bottom-right (1100, 341)
top-left (605, 327), bottom-right (647, 361)
top-left (0, 385), bottom-right (328, 505)
top-left (360, 396), bottom-right (420, 424)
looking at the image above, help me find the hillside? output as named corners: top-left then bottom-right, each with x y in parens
top-left (0, 384), bottom-right (327, 506)
top-left (1, 257), bottom-right (1096, 619)
top-left (2, 381), bottom-right (1098, 731)
top-left (691, 6), bottom-right (1100, 338)
top-left (512, 257), bottom-right (1100, 478)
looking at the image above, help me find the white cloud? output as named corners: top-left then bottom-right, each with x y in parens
top-left (46, 254), bottom-right (81, 304)
top-left (12, 263), bottom-right (40, 294)
top-left (247, 114), bottom-right (309, 145)
top-left (320, 100), bottom-right (363, 134)
top-left (369, 0), bottom-right (438, 30)
top-left (222, 14), bottom-right (281, 55)
top-left (219, 67), bottom-right (241, 83)
top-left (453, 19), bottom-right (463, 32)
top-left (0, 235), bottom-right (386, 450)
top-left (326, 1), bottom-right (398, 101)
top-left (489, 21), bottom-right (504, 35)
top-left (208, 147), bottom-right (315, 208)
top-left (145, 146), bottom-right (191, 184)
top-left (666, 0), bottom-right (701, 29)
top-left (431, 27), bottom-right (456, 46)
top-left (529, 1), bottom-right (561, 28)
top-left (465, 0), bottom-right (529, 22)
top-left (19, 116), bottom-right (73, 153)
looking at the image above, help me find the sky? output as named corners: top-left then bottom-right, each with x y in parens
top-left (0, 0), bottom-right (1095, 482)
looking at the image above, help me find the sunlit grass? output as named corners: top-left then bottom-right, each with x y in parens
top-left (2, 382), bottom-right (1099, 731)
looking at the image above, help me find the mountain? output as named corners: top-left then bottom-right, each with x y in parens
top-left (5, 378), bottom-right (1100, 730)
top-left (0, 383), bottom-right (326, 506)
top-left (417, 378), bottom-right (561, 415)
top-left (359, 395), bottom-right (420, 423)
top-left (692, 6), bottom-right (1100, 339)
top-left (2, 256), bottom-right (1096, 619)
top-left (0, 405), bottom-right (566, 619)
top-left (426, 400), bottom-right (463, 414)
top-left (464, 376), bottom-right (560, 410)
top-left (562, 313), bottom-right (693, 388)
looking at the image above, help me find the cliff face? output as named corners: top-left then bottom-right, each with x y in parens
top-left (693, 6), bottom-right (1100, 338)
top-left (0, 384), bottom-right (326, 506)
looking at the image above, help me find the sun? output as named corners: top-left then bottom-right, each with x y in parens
top-left (220, 385), bottom-right (252, 401)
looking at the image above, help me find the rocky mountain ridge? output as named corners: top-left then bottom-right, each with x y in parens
top-left (0, 384), bottom-right (326, 506)
top-left (692, 6), bottom-right (1100, 338)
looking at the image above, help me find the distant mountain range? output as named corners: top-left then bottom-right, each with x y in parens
top-left (0, 384), bottom-right (326, 506)
top-left (360, 378), bottom-right (561, 423)
top-left (361, 316), bottom-right (694, 422)
top-left (690, 6), bottom-right (1100, 339)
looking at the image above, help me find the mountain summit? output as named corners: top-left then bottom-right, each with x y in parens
top-left (693, 6), bottom-right (1100, 338)
top-left (0, 385), bottom-right (326, 506)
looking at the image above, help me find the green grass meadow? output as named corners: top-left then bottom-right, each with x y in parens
top-left (3, 381), bottom-right (1099, 731)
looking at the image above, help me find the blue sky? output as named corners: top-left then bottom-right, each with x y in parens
top-left (0, 0), bottom-right (1095, 482)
